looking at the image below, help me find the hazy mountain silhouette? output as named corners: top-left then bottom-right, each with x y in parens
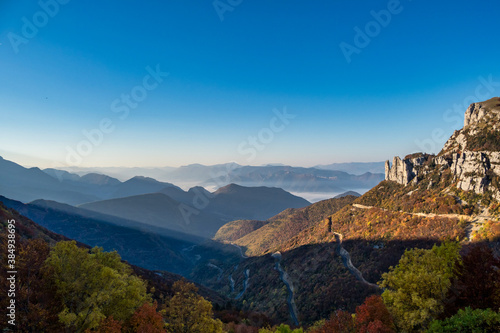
top-left (202, 165), bottom-right (383, 193)
top-left (0, 156), bottom-right (100, 205)
top-left (80, 184), bottom-right (310, 238)
top-left (0, 157), bottom-right (181, 205)
top-left (315, 162), bottom-right (385, 175)
top-left (47, 162), bottom-right (384, 195)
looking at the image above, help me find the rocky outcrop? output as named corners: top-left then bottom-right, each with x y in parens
top-left (435, 152), bottom-right (500, 200)
top-left (385, 98), bottom-right (500, 202)
top-left (443, 97), bottom-right (500, 154)
top-left (464, 102), bottom-right (489, 127)
top-left (385, 154), bottom-right (431, 186)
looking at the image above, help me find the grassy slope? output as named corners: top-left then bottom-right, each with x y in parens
top-left (228, 195), bottom-right (358, 256)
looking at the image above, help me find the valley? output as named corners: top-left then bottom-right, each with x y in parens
top-left (1, 99), bottom-right (500, 331)
top-left (3, 0), bottom-right (500, 330)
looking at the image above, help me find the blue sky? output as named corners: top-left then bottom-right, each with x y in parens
top-left (1, 0), bottom-right (499, 168)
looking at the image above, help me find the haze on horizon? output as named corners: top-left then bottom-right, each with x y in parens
top-left (1, 1), bottom-right (500, 169)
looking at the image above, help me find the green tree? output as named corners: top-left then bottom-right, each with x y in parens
top-left (163, 280), bottom-right (223, 333)
top-left (427, 307), bottom-right (500, 332)
top-left (44, 241), bottom-right (150, 332)
top-left (379, 241), bottom-right (461, 332)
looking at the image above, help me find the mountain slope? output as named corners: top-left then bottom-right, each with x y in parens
top-left (0, 201), bottom-right (228, 309)
top-left (79, 193), bottom-right (215, 236)
top-left (214, 195), bottom-right (358, 256)
top-left (193, 99), bottom-right (500, 325)
top-left (0, 195), bottom-right (197, 274)
top-left (210, 184), bottom-right (310, 220)
top-left (80, 184), bottom-right (310, 238)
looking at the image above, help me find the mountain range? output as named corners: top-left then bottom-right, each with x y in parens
top-left (1, 99), bottom-right (499, 329)
top-left (78, 184), bottom-right (309, 237)
top-left (49, 162), bottom-right (385, 197)
top-left (0, 156), bottom-right (381, 206)
top-left (185, 98), bottom-right (500, 325)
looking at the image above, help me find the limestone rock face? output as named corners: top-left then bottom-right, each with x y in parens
top-left (464, 102), bottom-right (488, 127)
top-left (385, 155), bottom-right (431, 186)
top-left (385, 98), bottom-right (500, 201)
top-left (436, 152), bottom-right (495, 196)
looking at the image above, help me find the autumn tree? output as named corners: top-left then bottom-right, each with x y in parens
top-left (258, 323), bottom-right (304, 332)
top-left (163, 280), bottom-right (223, 333)
top-left (443, 244), bottom-right (500, 316)
top-left (379, 241), bottom-right (461, 332)
top-left (16, 238), bottom-right (64, 332)
top-left (90, 316), bottom-right (123, 333)
top-left (355, 295), bottom-right (395, 333)
top-left (0, 235), bottom-right (64, 332)
top-left (44, 241), bottom-right (150, 332)
top-left (125, 302), bottom-right (165, 333)
top-left (308, 310), bottom-right (354, 333)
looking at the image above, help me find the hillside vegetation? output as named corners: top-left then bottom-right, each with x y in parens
top-left (0, 202), bottom-right (230, 332)
top-left (221, 195), bottom-right (358, 256)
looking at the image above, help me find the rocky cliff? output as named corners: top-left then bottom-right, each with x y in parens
top-left (385, 97), bottom-right (500, 201)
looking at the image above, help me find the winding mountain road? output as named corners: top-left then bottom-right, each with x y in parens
top-left (330, 231), bottom-right (379, 289)
top-left (231, 243), bottom-right (248, 258)
top-left (352, 203), bottom-right (492, 240)
top-left (272, 252), bottom-right (299, 326)
top-left (352, 203), bottom-right (474, 221)
top-left (234, 269), bottom-right (250, 300)
top-left (229, 265), bottom-right (237, 293)
top-left (207, 263), bottom-right (223, 281)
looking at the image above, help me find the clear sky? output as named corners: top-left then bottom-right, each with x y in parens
top-left (1, 0), bottom-right (499, 168)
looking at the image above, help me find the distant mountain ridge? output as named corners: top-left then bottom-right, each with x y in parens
top-left (46, 162), bottom-right (384, 195)
top-left (202, 165), bottom-right (383, 193)
top-left (0, 157), bottom-right (382, 206)
top-left (0, 157), bottom-right (181, 205)
top-left (315, 162), bottom-right (385, 175)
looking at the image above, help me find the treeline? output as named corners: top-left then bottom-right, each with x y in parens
top-left (0, 238), bottom-right (224, 332)
top-left (257, 241), bottom-right (500, 333)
